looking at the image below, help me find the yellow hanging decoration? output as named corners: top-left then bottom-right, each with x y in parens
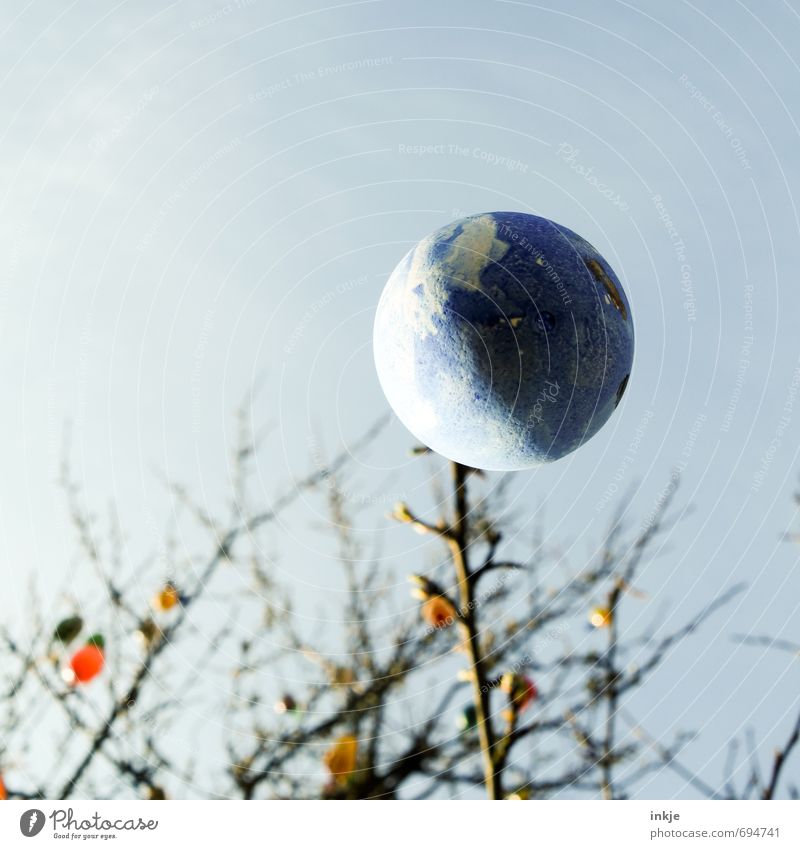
top-left (323, 735), bottom-right (358, 783)
top-left (153, 583), bottom-right (180, 613)
top-left (590, 606), bottom-right (613, 629)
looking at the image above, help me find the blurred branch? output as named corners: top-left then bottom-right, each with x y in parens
top-left (763, 707), bottom-right (800, 800)
top-left (56, 414), bottom-right (389, 798)
top-left (446, 462), bottom-right (500, 799)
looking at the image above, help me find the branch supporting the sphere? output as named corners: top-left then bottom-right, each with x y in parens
top-left (448, 462), bottom-right (501, 800)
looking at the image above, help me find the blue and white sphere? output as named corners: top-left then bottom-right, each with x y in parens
top-left (373, 211), bottom-right (634, 470)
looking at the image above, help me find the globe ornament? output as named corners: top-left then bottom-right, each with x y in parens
top-left (373, 211), bottom-right (634, 470)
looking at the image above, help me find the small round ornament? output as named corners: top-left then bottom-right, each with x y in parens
top-left (421, 596), bottom-right (457, 629)
top-left (590, 606), bottom-right (613, 629)
top-left (65, 637), bottom-right (105, 685)
top-left (152, 583), bottom-right (180, 613)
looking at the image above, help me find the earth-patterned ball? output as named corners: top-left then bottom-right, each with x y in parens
top-left (373, 211), bottom-right (634, 470)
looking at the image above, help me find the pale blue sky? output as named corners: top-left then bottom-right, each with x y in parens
top-left (1, 0), bottom-right (799, 797)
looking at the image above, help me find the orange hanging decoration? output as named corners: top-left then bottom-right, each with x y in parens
top-left (65, 635), bottom-right (105, 685)
top-left (421, 595), bottom-right (456, 629)
top-left (0, 773), bottom-right (7, 800)
top-left (152, 583), bottom-right (180, 613)
top-left (323, 735), bottom-right (358, 784)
